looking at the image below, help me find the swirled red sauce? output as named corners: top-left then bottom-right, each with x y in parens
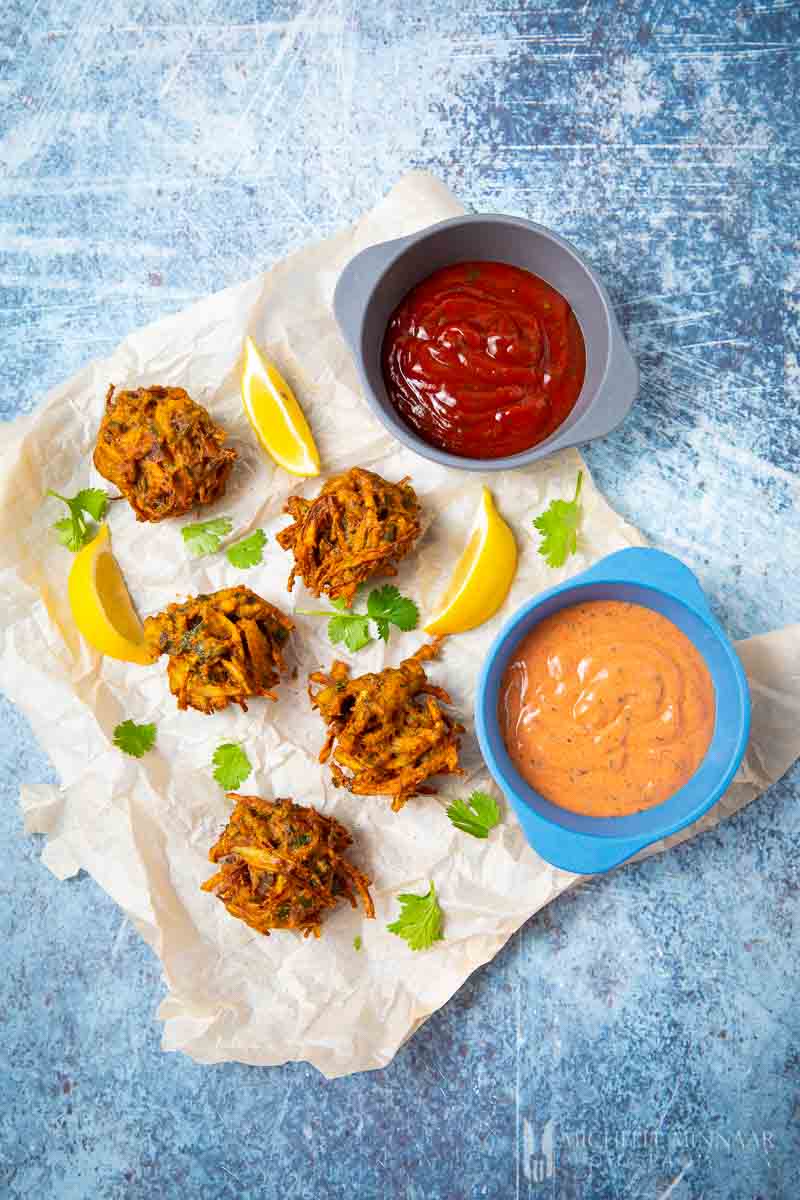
top-left (381, 261), bottom-right (586, 459)
top-left (499, 601), bottom-right (715, 818)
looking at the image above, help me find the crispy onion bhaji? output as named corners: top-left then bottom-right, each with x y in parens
top-left (93, 384), bottom-right (237, 521)
top-left (144, 586), bottom-right (293, 714)
top-left (201, 794), bottom-right (375, 937)
top-left (309, 642), bottom-right (464, 812)
top-left (275, 466), bottom-right (422, 607)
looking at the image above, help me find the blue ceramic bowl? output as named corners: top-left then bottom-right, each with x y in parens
top-left (475, 548), bottom-right (751, 874)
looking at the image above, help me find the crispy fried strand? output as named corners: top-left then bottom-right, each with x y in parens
top-left (144, 586), bottom-right (293, 714)
top-left (93, 384), bottom-right (237, 522)
top-left (309, 642), bottom-right (464, 812)
top-left (275, 467), bottom-right (422, 607)
top-left (201, 794), bottom-right (375, 937)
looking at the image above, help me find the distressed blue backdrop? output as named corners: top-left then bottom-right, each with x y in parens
top-left (1, 2), bottom-right (798, 1198)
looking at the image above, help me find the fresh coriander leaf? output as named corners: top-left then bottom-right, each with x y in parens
top-left (47, 487), bottom-right (110, 553)
top-left (74, 488), bottom-right (109, 521)
top-left (113, 719), bottom-right (157, 758)
top-left (367, 585), bottom-right (419, 641)
top-left (53, 515), bottom-right (83, 552)
top-left (328, 612), bottom-right (373, 652)
top-left (533, 471), bottom-right (584, 568)
top-left (353, 935), bottom-right (363, 951)
top-left (446, 790), bottom-right (502, 839)
top-left (226, 528), bottom-right (267, 569)
top-left (181, 516), bottom-right (233, 558)
top-left (297, 588), bottom-right (376, 653)
top-left (373, 616), bottom-right (390, 642)
top-left (212, 742), bottom-right (252, 790)
top-left (386, 881), bottom-right (444, 952)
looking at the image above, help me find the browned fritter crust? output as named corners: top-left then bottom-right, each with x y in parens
top-left (93, 384), bottom-right (237, 522)
top-left (201, 794), bottom-right (375, 937)
top-left (144, 586), bottom-right (293, 714)
top-left (308, 642), bottom-right (464, 812)
top-left (275, 467), bottom-right (422, 607)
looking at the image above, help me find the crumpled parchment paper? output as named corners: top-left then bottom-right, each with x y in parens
top-left (2, 173), bottom-right (798, 1079)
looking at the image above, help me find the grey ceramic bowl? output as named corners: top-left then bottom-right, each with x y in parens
top-left (333, 213), bottom-right (639, 471)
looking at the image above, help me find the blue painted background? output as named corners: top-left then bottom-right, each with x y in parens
top-left (1, 2), bottom-right (798, 1197)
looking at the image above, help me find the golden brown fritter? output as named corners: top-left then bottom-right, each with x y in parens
top-left (93, 384), bottom-right (237, 522)
top-left (144, 586), bottom-right (293, 714)
top-left (309, 642), bottom-right (464, 812)
top-left (201, 794), bottom-right (375, 937)
top-left (275, 467), bottom-right (422, 607)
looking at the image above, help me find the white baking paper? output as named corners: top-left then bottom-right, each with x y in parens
top-left (2, 173), bottom-right (798, 1078)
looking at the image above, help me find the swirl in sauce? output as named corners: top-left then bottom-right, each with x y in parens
top-left (381, 261), bottom-right (585, 459)
top-left (499, 601), bottom-right (715, 817)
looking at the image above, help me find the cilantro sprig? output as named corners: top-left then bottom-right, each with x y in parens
top-left (367, 585), bottom-right (419, 642)
top-left (113, 719), bottom-right (157, 758)
top-left (212, 742), bottom-right (252, 790)
top-left (181, 516), bottom-right (233, 557)
top-left (386, 882), bottom-right (444, 952)
top-left (446, 790), bottom-right (502, 839)
top-left (327, 609), bottom-right (373, 652)
top-left (298, 585), bottom-right (419, 652)
top-left (47, 487), bottom-right (109, 552)
top-left (533, 471), bottom-right (584, 568)
top-left (226, 529), bottom-right (267, 569)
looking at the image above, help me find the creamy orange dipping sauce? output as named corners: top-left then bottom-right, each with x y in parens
top-left (499, 600), bottom-right (716, 817)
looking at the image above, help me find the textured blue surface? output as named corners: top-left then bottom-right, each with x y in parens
top-left (1, 3), bottom-right (798, 1198)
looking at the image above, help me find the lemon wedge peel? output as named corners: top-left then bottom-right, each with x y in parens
top-left (424, 487), bottom-right (517, 637)
top-left (241, 335), bottom-right (320, 477)
top-left (67, 524), bottom-right (153, 665)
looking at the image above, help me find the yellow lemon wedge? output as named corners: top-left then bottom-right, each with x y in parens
top-left (241, 335), bottom-right (320, 477)
top-left (425, 487), bottom-right (517, 636)
top-left (68, 524), bottom-right (153, 664)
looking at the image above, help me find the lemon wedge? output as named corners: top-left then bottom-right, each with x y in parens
top-left (425, 487), bottom-right (517, 636)
top-left (241, 335), bottom-right (320, 477)
top-left (68, 524), bottom-right (153, 664)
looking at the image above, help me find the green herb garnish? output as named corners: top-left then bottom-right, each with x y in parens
top-left (226, 529), bottom-right (267, 569)
top-left (112, 719), bottom-right (156, 758)
top-left (298, 585), bottom-right (419, 652)
top-left (533, 471), bottom-right (583, 568)
top-left (446, 790), bottom-right (501, 839)
top-left (327, 611), bottom-right (373, 652)
top-left (211, 742), bottom-right (252, 790)
top-left (181, 516), bottom-right (233, 557)
top-left (47, 487), bottom-right (109, 552)
top-left (386, 882), bottom-right (444, 952)
top-left (366, 585), bottom-right (420, 642)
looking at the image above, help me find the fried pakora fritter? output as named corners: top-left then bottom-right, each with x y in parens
top-left (201, 794), bottom-right (375, 937)
top-left (309, 642), bottom-right (464, 812)
top-left (275, 467), bottom-right (422, 607)
top-left (93, 384), bottom-right (237, 522)
top-left (144, 586), bottom-right (293, 714)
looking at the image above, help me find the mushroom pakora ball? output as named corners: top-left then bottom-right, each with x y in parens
top-left (309, 642), bottom-right (464, 812)
top-left (93, 384), bottom-right (237, 521)
top-left (201, 794), bottom-right (375, 937)
top-left (276, 466), bottom-right (422, 607)
top-left (144, 586), bottom-right (293, 714)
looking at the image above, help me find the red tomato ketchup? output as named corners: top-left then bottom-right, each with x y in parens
top-left (381, 261), bottom-right (586, 459)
